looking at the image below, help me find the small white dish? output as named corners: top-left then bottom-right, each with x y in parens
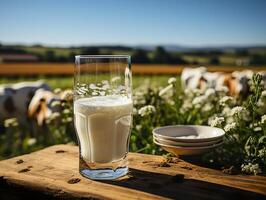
top-left (153, 125), bottom-right (225, 142)
top-left (153, 139), bottom-right (223, 155)
top-left (153, 135), bottom-right (222, 147)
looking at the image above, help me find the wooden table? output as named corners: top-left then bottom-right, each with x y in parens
top-left (0, 145), bottom-right (265, 200)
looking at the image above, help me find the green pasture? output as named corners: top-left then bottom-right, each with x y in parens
top-left (0, 75), bottom-right (180, 90)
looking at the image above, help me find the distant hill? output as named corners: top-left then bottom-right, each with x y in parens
top-left (134, 44), bottom-right (266, 52)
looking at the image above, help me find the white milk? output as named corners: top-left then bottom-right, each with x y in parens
top-left (74, 96), bottom-right (133, 163)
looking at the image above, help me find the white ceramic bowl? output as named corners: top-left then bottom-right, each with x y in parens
top-left (153, 125), bottom-right (225, 143)
top-left (153, 135), bottom-right (223, 147)
top-left (153, 139), bottom-right (223, 155)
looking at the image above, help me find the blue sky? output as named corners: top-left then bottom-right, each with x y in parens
top-left (0, 0), bottom-right (266, 46)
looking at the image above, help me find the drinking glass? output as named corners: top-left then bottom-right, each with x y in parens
top-left (74, 55), bottom-right (132, 180)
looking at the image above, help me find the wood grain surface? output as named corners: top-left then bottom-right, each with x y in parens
top-left (0, 145), bottom-right (265, 200)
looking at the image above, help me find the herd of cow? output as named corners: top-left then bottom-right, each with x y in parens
top-left (0, 67), bottom-right (265, 129)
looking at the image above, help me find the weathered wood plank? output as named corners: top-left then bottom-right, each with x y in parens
top-left (0, 145), bottom-right (265, 200)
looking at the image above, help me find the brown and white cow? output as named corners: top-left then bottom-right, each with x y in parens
top-left (28, 89), bottom-right (61, 126)
top-left (181, 67), bottom-right (265, 97)
top-left (0, 80), bottom-right (51, 124)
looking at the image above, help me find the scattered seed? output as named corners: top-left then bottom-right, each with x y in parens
top-left (16, 159), bottom-right (24, 164)
top-left (18, 168), bottom-right (30, 173)
top-left (158, 162), bottom-right (171, 167)
top-left (67, 178), bottom-right (81, 184)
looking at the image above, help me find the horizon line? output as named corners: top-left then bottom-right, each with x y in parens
top-left (1, 41), bottom-right (266, 48)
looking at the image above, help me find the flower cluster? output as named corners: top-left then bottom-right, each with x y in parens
top-left (224, 122), bottom-right (237, 132)
top-left (241, 163), bottom-right (262, 175)
top-left (210, 117), bottom-right (225, 127)
top-left (138, 105), bottom-right (156, 117)
top-left (4, 118), bottom-right (18, 128)
top-left (219, 96), bottom-right (233, 106)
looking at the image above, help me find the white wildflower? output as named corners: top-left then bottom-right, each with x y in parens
top-left (136, 125), bottom-right (142, 131)
top-left (249, 122), bottom-right (259, 128)
top-left (168, 77), bottom-right (177, 85)
top-left (254, 127), bottom-right (262, 132)
top-left (92, 91), bottom-right (98, 96)
top-left (51, 100), bottom-right (61, 107)
top-left (54, 88), bottom-right (62, 94)
top-left (184, 88), bottom-right (198, 95)
top-left (102, 80), bottom-right (109, 85)
top-left (49, 112), bottom-right (60, 120)
top-left (66, 117), bottom-right (73, 122)
top-left (111, 76), bottom-right (121, 82)
top-left (168, 100), bottom-right (175, 105)
top-left (230, 106), bottom-right (245, 116)
top-left (261, 115), bottom-right (266, 124)
top-left (210, 117), bottom-right (225, 127)
top-left (241, 163), bottom-right (262, 175)
top-left (261, 90), bottom-right (266, 97)
top-left (63, 109), bottom-right (70, 114)
top-left (77, 86), bottom-right (88, 95)
top-left (215, 86), bottom-right (229, 93)
top-left (61, 89), bottom-right (73, 101)
top-left (89, 83), bottom-right (98, 90)
top-left (224, 122), bottom-right (237, 132)
top-left (159, 84), bottom-right (173, 97)
top-left (257, 99), bottom-right (265, 108)
top-left (258, 148), bottom-right (266, 158)
top-left (99, 91), bottom-right (105, 96)
top-left (101, 84), bottom-right (110, 90)
top-left (62, 117), bottom-right (73, 123)
top-left (133, 91), bottom-right (146, 105)
top-left (192, 95), bottom-right (207, 108)
top-left (219, 96), bottom-right (233, 106)
top-left (28, 138), bottom-right (37, 146)
top-left (180, 100), bottom-right (193, 114)
top-left (222, 107), bottom-right (231, 116)
top-left (138, 105), bottom-right (156, 117)
top-left (4, 118), bottom-right (18, 128)
top-left (202, 103), bottom-right (213, 112)
top-left (205, 88), bottom-right (215, 97)
top-left (133, 107), bottom-right (138, 115)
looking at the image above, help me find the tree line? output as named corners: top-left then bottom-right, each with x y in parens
top-left (1, 44), bottom-right (266, 65)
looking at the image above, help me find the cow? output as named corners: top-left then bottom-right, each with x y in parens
top-left (0, 80), bottom-right (51, 124)
top-left (28, 89), bottom-right (61, 126)
top-left (181, 67), bottom-right (265, 97)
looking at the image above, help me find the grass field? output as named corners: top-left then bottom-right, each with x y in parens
top-left (0, 74), bottom-right (175, 90)
top-left (0, 63), bottom-right (265, 89)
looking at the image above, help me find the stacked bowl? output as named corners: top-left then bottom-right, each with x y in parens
top-left (153, 125), bottom-right (225, 155)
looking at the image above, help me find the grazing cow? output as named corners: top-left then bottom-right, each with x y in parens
top-left (181, 67), bottom-right (207, 90)
top-left (28, 89), bottom-right (62, 126)
top-left (0, 81), bottom-right (51, 124)
top-left (229, 70), bottom-right (253, 97)
top-left (181, 67), bottom-right (265, 97)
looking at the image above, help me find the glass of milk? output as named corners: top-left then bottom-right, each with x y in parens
top-left (74, 55), bottom-right (132, 180)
